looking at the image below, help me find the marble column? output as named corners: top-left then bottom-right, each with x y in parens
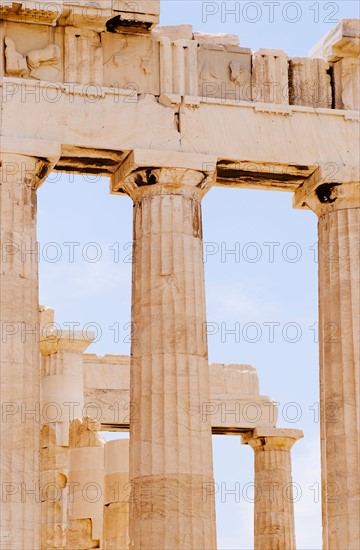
top-left (112, 151), bottom-right (218, 549)
top-left (67, 419), bottom-right (105, 550)
top-left (39, 316), bottom-right (93, 549)
top-left (297, 181), bottom-right (360, 549)
top-left (243, 428), bottom-right (303, 550)
top-left (103, 439), bottom-right (130, 550)
top-left (0, 154), bottom-right (50, 549)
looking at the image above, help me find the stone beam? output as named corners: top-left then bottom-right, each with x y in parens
top-left (178, 102), bottom-right (359, 188)
top-left (1, 83), bottom-right (358, 188)
top-left (83, 355), bottom-right (278, 433)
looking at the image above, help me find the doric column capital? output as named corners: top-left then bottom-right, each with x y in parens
top-left (40, 330), bottom-right (95, 356)
top-left (111, 149), bottom-right (217, 201)
top-left (39, 306), bottom-right (95, 356)
top-left (293, 170), bottom-right (360, 217)
top-left (0, 152), bottom-right (55, 189)
top-left (242, 427), bottom-right (304, 451)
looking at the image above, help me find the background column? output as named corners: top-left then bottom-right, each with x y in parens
top-left (39, 312), bottom-right (94, 550)
top-left (67, 419), bottom-right (105, 550)
top-left (243, 428), bottom-right (303, 550)
top-left (103, 439), bottom-right (130, 549)
top-left (112, 151), bottom-right (218, 550)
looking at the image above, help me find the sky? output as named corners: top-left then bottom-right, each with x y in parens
top-left (37, 2), bottom-right (360, 549)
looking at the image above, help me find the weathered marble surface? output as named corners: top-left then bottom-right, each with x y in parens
top-left (84, 357), bottom-right (278, 431)
top-left (295, 179), bottom-right (360, 550)
top-left (119, 156), bottom-right (217, 549)
top-left (243, 428), bottom-right (304, 550)
top-left (103, 440), bottom-right (129, 550)
top-left (0, 154), bottom-right (49, 550)
top-left (0, 7), bottom-right (359, 550)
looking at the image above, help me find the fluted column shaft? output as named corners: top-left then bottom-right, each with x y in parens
top-left (295, 179), bottom-right (360, 549)
top-left (128, 178), bottom-right (216, 549)
top-left (40, 324), bottom-right (93, 549)
top-left (244, 429), bottom-right (303, 550)
top-left (0, 154), bottom-right (43, 549)
top-left (316, 188), bottom-right (360, 549)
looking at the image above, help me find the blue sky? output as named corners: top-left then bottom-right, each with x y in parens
top-left (38, 2), bottom-right (360, 548)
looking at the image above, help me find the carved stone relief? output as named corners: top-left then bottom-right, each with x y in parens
top-left (102, 33), bottom-right (160, 95)
top-left (4, 36), bottom-right (61, 80)
top-left (27, 43), bottom-right (61, 80)
top-left (4, 36), bottom-right (28, 76)
top-left (230, 60), bottom-right (249, 86)
top-left (198, 44), bottom-right (252, 102)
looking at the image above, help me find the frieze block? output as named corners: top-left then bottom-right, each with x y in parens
top-left (5, 35), bottom-right (61, 80)
top-left (199, 43), bottom-right (252, 102)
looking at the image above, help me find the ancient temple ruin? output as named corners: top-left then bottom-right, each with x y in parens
top-left (0, 2), bottom-right (359, 549)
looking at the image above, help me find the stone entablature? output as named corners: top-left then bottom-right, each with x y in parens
top-left (1, 13), bottom-right (359, 110)
top-left (0, 17), bottom-right (358, 196)
top-left (83, 354), bottom-right (279, 432)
